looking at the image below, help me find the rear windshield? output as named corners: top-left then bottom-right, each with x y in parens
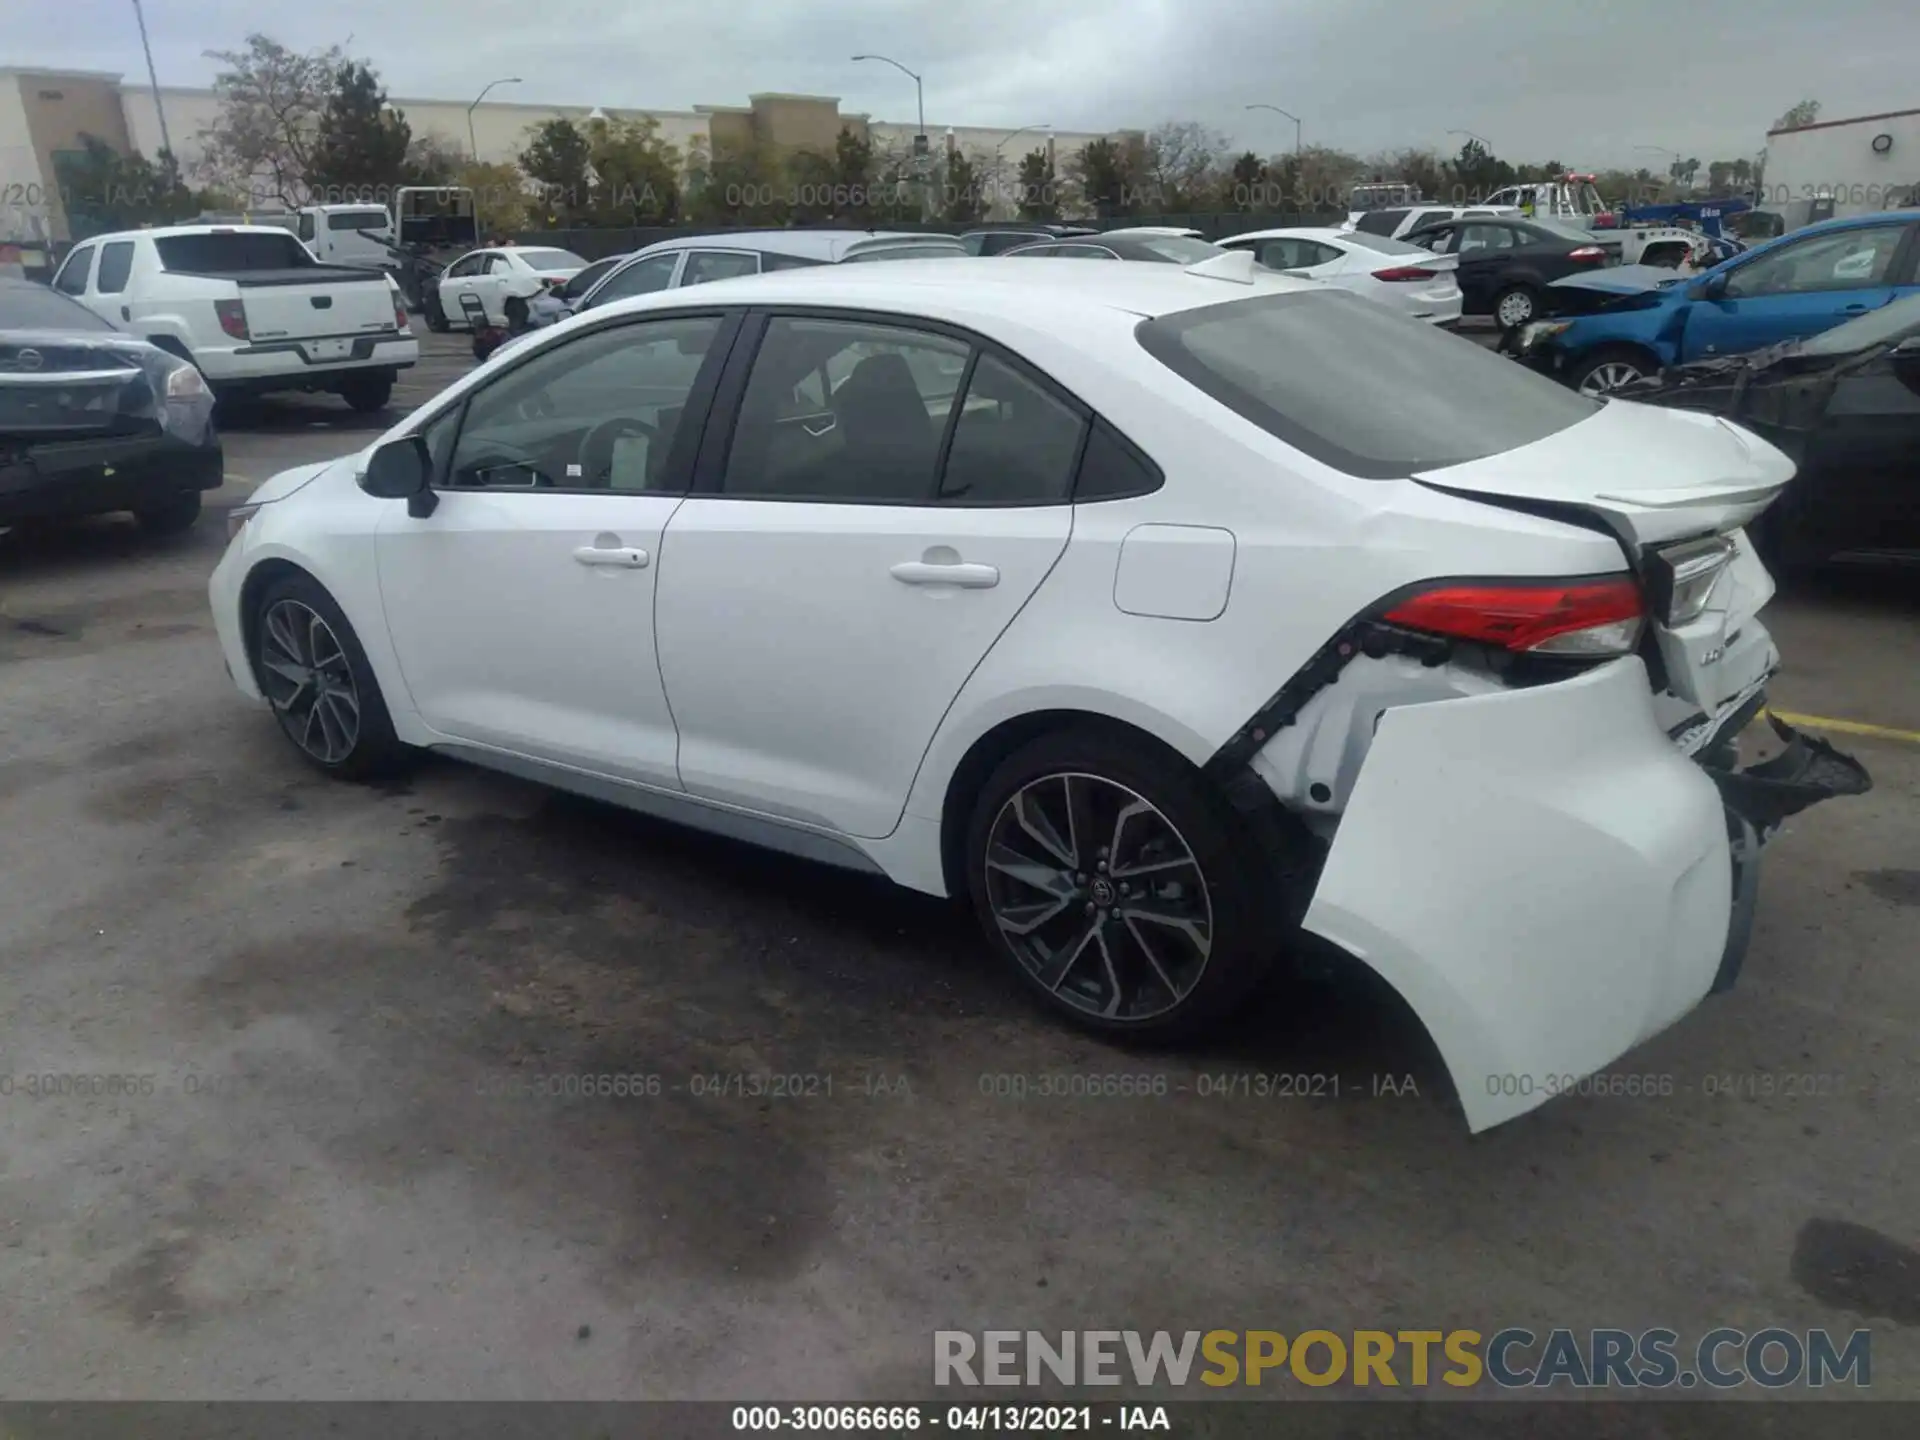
top-left (1135, 236), bottom-right (1223, 263)
top-left (155, 232), bottom-right (315, 271)
top-left (1136, 290), bottom-right (1601, 478)
top-left (327, 209), bottom-right (391, 231)
top-left (518, 249), bottom-right (586, 271)
top-left (1341, 231), bottom-right (1428, 254)
top-left (1352, 209), bottom-right (1409, 236)
top-left (0, 282), bottom-right (114, 331)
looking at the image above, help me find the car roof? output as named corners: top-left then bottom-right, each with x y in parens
top-left (78, 223), bottom-right (298, 243)
top-left (626, 230), bottom-right (962, 263)
top-left (580, 255), bottom-right (1315, 323)
top-left (1221, 226), bottom-right (1350, 244)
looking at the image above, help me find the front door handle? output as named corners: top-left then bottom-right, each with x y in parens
top-left (890, 560), bottom-right (999, 588)
top-left (573, 545), bottom-right (649, 568)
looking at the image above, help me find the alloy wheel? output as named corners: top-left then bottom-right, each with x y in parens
top-left (1579, 361), bottom-right (1644, 396)
top-left (983, 772), bottom-right (1214, 1022)
top-left (1496, 290), bottom-right (1535, 328)
top-left (258, 599), bottom-right (361, 765)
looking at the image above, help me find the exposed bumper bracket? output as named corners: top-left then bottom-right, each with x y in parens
top-left (1704, 713), bottom-right (1872, 836)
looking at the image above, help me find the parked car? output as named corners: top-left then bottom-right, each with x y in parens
top-left (50, 225), bottom-right (418, 412)
top-left (1001, 233), bottom-right (1227, 263)
top-left (429, 246), bottom-right (589, 332)
top-left (209, 256), bottom-right (1868, 1132)
top-left (574, 231), bottom-right (968, 314)
top-left (1348, 205), bottom-right (1523, 240)
top-left (1601, 291), bottom-right (1920, 572)
top-left (1, 276), bottom-right (222, 534)
top-left (1217, 227), bottom-right (1461, 325)
top-left (961, 226), bottom-right (1098, 255)
top-left (1510, 212), bottom-right (1920, 396)
top-left (1401, 215), bottom-right (1622, 329)
top-left (552, 253), bottom-right (629, 308)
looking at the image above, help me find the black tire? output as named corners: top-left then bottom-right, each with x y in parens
top-left (339, 373), bottom-right (395, 413)
top-left (1754, 478), bottom-right (1826, 582)
top-left (250, 571), bottom-right (406, 782)
top-left (425, 292), bottom-right (450, 333)
top-left (134, 490), bottom-right (201, 535)
top-left (1567, 345), bottom-right (1656, 397)
top-left (1491, 283), bottom-right (1542, 330)
top-left (964, 728), bottom-right (1305, 1041)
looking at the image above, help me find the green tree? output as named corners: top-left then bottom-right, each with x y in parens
top-left (586, 115), bottom-right (681, 223)
top-left (1015, 148), bottom-right (1057, 220)
top-left (688, 138), bottom-right (786, 225)
top-left (54, 134), bottom-right (204, 238)
top-left (1771, 100), bottom-right (1820, 132)
top-left (834, 126), bottom-right (879, 225)
top-left (942, 149), bottom-right (985, 224)
top-left (519, 118), bottom-right (593, 225)
top-left (1071, 138), bottom-right (1130, 218)
top-left (306, 61), bottom-right (412, 200)
top-left (405, 132), bottom-right (464, 187)
top-left (457, 159), bottom-right (532, 234)
top-left (1228, 151), bottom-right (1268, 210)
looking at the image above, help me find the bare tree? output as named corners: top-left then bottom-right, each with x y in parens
top-left (199, 34), bottom-right (345, 206)
top-left (1139, 121), bottom-right (1227, 213)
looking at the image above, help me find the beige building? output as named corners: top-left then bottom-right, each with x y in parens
top-left (3, 65), bottom-right (1111, 240)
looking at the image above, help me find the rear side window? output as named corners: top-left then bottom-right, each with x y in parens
top-left (762, 252), bottom-right (824, 272)
top-left (154, 232), bottom-right (314, 271)
top-left (1073, 417), bottom-right (1163, 501)
top-left (1136, 291), bottom-right (1600, 479)
top-left (94, 241), bottom-right (135, 294)
top-left (1353, 209), bottom-right (1408, 236)
top-left (55, 245), bottom-right (95, 294)
top-left (842, 242), bottom-right (968, 263)
top-left (939, 354), bottom-right (1087, 505)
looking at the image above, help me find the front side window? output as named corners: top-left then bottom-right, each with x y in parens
top-left (1138, 289), bottom-right (1600, 479)
top-left (297, 213), bottom-right (316, 242)
top-left (446, 253), bottom-right (484, 278)
top-left (443, 315), bottom-right (723, 492)
top-left (721, 316), bottom-right (971, 501)
top-left (54, 245), bottom-right (95, 294)
top-left (680, 251), bottom-right (760, 286)
top-left (587, 252), bottom-right (680, 308)
top-left (1407, 227), bottom-right (1457, 255)
top-left (1723, 224), bottom-right (1911, 298)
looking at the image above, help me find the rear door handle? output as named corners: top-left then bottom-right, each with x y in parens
top-left (890, 560), bottom-right (999, 588)
top-left (573, 545), bottom-right (649, 568)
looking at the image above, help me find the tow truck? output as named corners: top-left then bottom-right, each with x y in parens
top-left (1485, 172), bottom-right (1715, 269)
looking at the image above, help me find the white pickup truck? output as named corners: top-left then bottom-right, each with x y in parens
top-left (50, 224), bottom-right (419, 411)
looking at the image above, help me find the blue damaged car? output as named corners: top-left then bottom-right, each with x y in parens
top-left (1510, 211), bottom-right (1920, 396)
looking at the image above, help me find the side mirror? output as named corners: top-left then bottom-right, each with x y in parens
top-left (1691, 271), bottom-right (1729, 301)
top-left (359, 435), bottom-right (439, 516)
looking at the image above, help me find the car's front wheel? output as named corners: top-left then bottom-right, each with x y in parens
top-left (251, 572), bottom-right (405, 781)
top-left (1569, 346), bottom-right (1654, 397)
top-left (965, 729), bottom-right (1300, 1040)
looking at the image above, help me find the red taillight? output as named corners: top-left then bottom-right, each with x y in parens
top-left (1383, 577), bottom-right (1646, 656)
top-left (214, 298), bottom-right (249, 340)
top-left (1372, 265), bottom-right (1438, 281)
top-left (394, 295), bottom-right (410, 331)
top-left (1568, 245), bottom-right (1607, 262)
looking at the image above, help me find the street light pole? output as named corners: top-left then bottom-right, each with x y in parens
top-left (1446, 127), bottom-right (1491, 150)
top-left (1245, 103), bottom-right (1301, 156)
top-left (467, 77), bottom-right (522, 161)
top-left (130, 0), bottom-right (174, 162)
top-left (853, 54), bottom-right (928, 218)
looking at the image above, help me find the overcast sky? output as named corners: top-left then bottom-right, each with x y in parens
top-left (23, 0), bottom-right (1920, 166)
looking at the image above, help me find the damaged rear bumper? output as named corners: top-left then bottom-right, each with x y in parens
top-left (1295, 658), bottom-right (1869, 1132)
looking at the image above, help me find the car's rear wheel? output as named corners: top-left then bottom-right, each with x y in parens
top-left (1569, 346), bottom-right (1654, 396)
top-left (339, 372), bottom-right (394, 413)
top-left (251, 572), bottom-right (405, 781)
top-left (965, 729), bottom-right (1298, 1040)
top-left (134, 491), bottom-right (201, 535)
top-left (1493, 283), bottom-right (1541, 330)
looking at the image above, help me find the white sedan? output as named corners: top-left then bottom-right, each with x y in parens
top-left (1219, 226), bottom-right (1463, 325)
top-left (209, 255), bottom-right (1867, 1131)
top-left (431, 245), bottom-right (588, 330)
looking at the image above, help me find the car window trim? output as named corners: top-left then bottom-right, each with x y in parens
top-left (424, 307), bottom-right (746, 497)
top-left (590, 249), bottom-right (687, 304)
top-left (692, 303), bottom-right (1100, 508)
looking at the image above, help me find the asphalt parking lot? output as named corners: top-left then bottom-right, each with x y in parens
top-left (2, 330), bottom-right (1918, 1405)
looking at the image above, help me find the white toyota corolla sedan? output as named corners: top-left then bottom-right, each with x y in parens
top-left (209, 252), bottom-right (1868, 1131)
